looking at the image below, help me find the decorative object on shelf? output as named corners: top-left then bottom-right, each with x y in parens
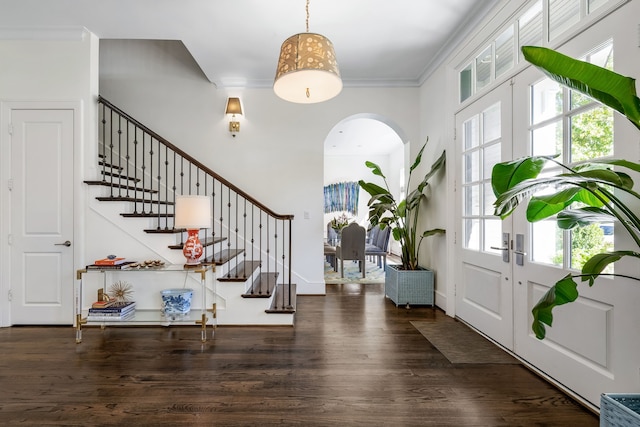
top-left (128, 260), bottom-right (165, 269)
top-left (225, 97), bottom-right (242, 137)
top-left (273, 0), bottom-right (342, 104)
top-left (94, 256), bottom-right (126, 266)
top-left (330, 213), bottom-right (350, 232)
top-left (174, 195), bottom-right (212, 266)
top-left (161, 288), bottom-right (194, 317)
top-left (87, 301), bottom-right (136, 321)
top-left (324, 181), bottom-right (359, 215)
top-left (108, 280), bottom-right (134, 302)
top-left (87, 261), bottom-right (136, 270)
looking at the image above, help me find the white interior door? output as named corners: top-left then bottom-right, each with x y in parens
top-left (455, 81), bottom-right (514, 349)
top-left (10, 109), bottom-right (75, 324)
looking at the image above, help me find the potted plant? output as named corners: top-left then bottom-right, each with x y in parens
top-left (492, 44), bottom-right (640, 426)
top-left (330, 213), bottom-right (350, 232)
top-left (359, 139), bottom-right (446, 306)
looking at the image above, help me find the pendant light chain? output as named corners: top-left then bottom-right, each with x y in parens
top-left (305, 0), bottom-right (310, 98)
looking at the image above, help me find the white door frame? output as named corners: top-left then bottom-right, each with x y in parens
top-left (0, 100), bottom-right (84, 327)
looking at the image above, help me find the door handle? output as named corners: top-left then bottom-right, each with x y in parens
top-left (55, 240), bottom-right (71, 247)
top-left (515, 234), bottom-right (525, 266)
top-left (492, 232), bottom-right (510, 263)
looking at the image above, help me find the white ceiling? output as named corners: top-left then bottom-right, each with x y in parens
top-left (0, 0), bottom-right (499, 155)
top-left (0, 0), bottom-right (498, 88)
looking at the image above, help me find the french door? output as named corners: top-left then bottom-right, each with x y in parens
top-left (456, 37), bottom-right (640, 406)
top-left (455, 81), bottom-right (514, 350)
top-left (510, 55), bottom-right (625, 406)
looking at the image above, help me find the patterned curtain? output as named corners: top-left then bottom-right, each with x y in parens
top-left (324, 181), bottom-right (359, 215)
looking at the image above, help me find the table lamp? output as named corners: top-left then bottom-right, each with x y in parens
top-left (174, 195), bottom-right (212, 266)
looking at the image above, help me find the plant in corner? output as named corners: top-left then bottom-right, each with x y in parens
top-left (359, 139), bottom-right (446, 270)
top-left (491, 46), bottom-right (640, 340)
top-left (359, 139), bottom-right (446, 306)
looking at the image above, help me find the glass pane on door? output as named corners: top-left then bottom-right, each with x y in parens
top-left (529, 41), bottom-right (615, 272)
top-left (461, 102), bottom-right (502, 252)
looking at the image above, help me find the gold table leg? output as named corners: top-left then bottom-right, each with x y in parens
top-left (75, 313), bottom-right (87, 344)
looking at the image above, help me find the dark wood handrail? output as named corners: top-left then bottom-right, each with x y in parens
top-left (98, 96), bottom-right (294, 221)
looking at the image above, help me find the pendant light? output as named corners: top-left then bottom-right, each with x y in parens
top-left (273, 0), bottom-right (342, 104)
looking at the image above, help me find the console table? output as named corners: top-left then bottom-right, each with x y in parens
top-left (75, 264), bottom-right (216, 343)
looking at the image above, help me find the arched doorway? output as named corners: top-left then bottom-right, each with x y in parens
top-left (323, 114), bottom-right (405, 268)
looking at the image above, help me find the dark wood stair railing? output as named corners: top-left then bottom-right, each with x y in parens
top-left (85, 96), bottom-right (295, 313)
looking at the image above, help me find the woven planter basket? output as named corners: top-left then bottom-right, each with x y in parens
top-left (385, 264), bottom-right (434, 307)
top-left (601, 393), bottom-right (640, 426)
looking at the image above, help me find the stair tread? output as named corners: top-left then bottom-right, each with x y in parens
top-left (218, 260), bottom-right (261, 282)
top-left (242, 272), bottom-right (279, 298)
top-left (203, 249), bottom-right (244, 265)
top-left (265, 283), bottom-right (296, 313)
top-left (122, 212), bottom-right (174, 218)
top-left (168, 236), bottom-right (226, 250)
top-left (144, 228), bottom-right (183, 234)
top-left (101, 170), bottom-right (141, 182)
top-left (98, 160), bottom-right (123, 171)
top-left (84, 180), bottom-right (157, 193)
top-left (96, 196), bottom-right (173, 205)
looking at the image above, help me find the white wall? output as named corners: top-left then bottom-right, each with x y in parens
top-left (416, 65), bottom-right (450, 308)
top-left (0, 28), bottom-right (99, 325)
top-left (99, 39), bottom-right (421, 295)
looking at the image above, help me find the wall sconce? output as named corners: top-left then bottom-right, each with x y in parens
top-left (174, 195), bottom-right (212, 266)
top-left (225, 97), bottom-right (243, 137)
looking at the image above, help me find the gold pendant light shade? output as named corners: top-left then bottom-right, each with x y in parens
top-left (274, 32), bottom-right (342, 103)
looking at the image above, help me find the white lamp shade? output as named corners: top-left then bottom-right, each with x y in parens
top-left (274, 32), bottom-right (342, 104)
top-left (174, 195), bottom-right (212, 229)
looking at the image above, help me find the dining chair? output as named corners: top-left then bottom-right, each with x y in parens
top-left (335, 223), bottom-right (366, 278)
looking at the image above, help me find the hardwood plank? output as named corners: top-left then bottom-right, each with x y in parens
top-left (0, 283), bottom-right (598, 426)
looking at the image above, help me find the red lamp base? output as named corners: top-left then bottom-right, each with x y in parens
top-left (183, 229), bottom-right (203, 265)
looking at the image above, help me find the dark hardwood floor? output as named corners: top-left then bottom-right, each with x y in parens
top-left (0, 282), bottom-right (597, 426)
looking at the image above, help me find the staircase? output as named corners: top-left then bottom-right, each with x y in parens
top-left (85, 96), bottom-right (295, 325)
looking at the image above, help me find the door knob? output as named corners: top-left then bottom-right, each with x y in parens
top-left (55, 240), bottom-right (71, 247)
top-left (491, 232), bottom-right (510, 263)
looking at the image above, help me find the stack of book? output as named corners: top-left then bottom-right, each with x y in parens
top-left (87, 301), bottom-right (136, 321)
top-left (87, 258), bottom-right (136, 270)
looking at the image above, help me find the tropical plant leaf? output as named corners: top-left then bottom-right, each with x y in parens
top-left (397, 199), bottom-right (406, 219)
top-left (577, 169), bottom-right (633, 189)
top-left (364, 161), bottom-right (386, 178)
top-left (494, 175), bottom-right (568, 219)
top-left (361, 138), bottom-right (445, 270)
top-left (409, 140), bottom-right (427, 173)
top-left (593, 158), bottom-right (640, 173)
top-left (556, 207), bottom-right (614, 229)
top-left (531, 275), bottom-right (579, 339)
top-left (359, 181), bottom-right (389, 197)
top-left (492, 155), bottom-right (550, 197)
top-left (421, 228), bottom-right (446, 238)
top-left (581, 250), bottom-right (640, 285)
top-left (417, 150), bottom-right (446, 189)
top-left (525, 188), bottom-right (583, 222)
top-left (522, 46), bottom-right (640, 130)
